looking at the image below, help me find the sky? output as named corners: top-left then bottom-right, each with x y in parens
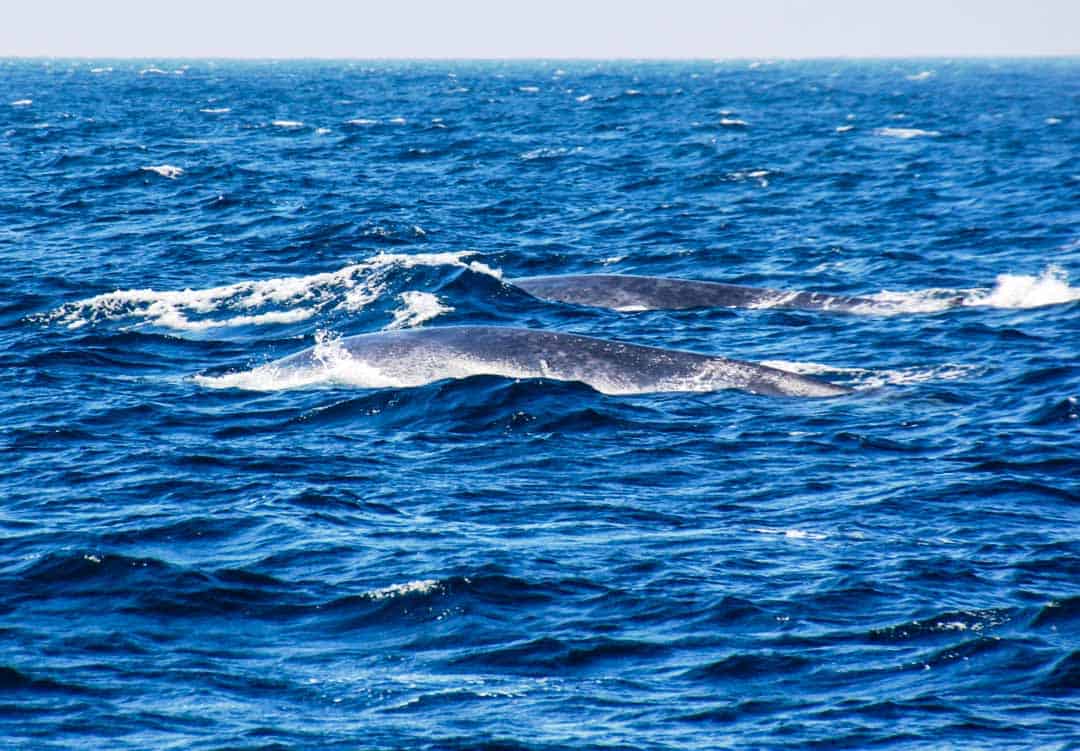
top-left (2, 0), bottom-right (1078, 59)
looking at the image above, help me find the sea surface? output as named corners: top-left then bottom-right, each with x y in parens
top-left (2, 59), bottom-right (1078, 750)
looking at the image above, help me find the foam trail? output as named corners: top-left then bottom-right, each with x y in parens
top-left (863, 266), bottom-right (1080, 313)
top-left (38, 252), bottom-right (501, 333)
top-left (762, 360), bottom-right (983, 390)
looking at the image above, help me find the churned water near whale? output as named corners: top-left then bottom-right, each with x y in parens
top-left (4, 59), bottom-right (1079, 750)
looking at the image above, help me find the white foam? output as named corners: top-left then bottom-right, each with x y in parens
top-left (874, 127), bottom-right (940, 139)
top-left (720, 117), bottom-right (748, 127)
top-left (315, 127), bottom-right (331, 135)
top-left (11, 99), bottom-right (32, 107)
top-left (367, 579), bottom-right (441, 600)
top-left (749, 527), bottom-right (827, 541)
top-left (762, 360), bottom-right (983, 390)
top-left (90, 67), bottom-right (113, 74)
top-left (969, 265), bottom-right (1080, 309)
top-left (575, 94), bottom-right (593, 103)
top-left (729, 169), bottom-right (771, 187)
top-left (347, 118), bottom-right (378, 125)
top-left (200, 107), bottom-right (230, 114)
top-left (272, 120), bottom-right (304, 128)
top-left (1045, 117), bottom-right (1062, 125)
top-left (196, 330), bottom-right (397, 391)
top-left (389, 117), bottom-right (407, 125)
top-left (835, 124), bottom-right (855, 133)
top-left (139, 67), bottom-right (168, 75)
top-left (141, 164), bottom-right (184, 179)
top-left (860, 266), bottom-right (1080, 313)
top-left (388, 291), bottom-right (453, 329)
top-left (520, 146), bottom-right (581, 161)
top-left (518, 86), bottom-right (540, 93)
top-left (40, 251), bottom-right (500, 333)
top-left (906, 70), bottom-right (935, 81)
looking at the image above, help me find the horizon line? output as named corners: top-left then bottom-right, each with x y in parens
top-left (4, 53), bottom-right (1079, 62)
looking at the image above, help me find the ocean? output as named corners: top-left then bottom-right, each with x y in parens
top-left (2, 58), bottom-right (1078, 749)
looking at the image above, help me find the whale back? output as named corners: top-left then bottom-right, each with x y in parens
top-left (513, 274), bottom-right (875, 312)
top-left (273, 326), bottom-right (850, 398)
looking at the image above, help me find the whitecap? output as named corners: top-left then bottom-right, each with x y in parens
top-left (518, 86), bottom-right (540, 93)
top-left (575, 94), bottom-right (593, 103)
top-left (388, 291), bottom-right (453, 330)
top-left (11, 99), bottom-right (32, 107)
top-left (272, 120), bottom-right (304, 128)
top-left (200, 107), bottom-right (230, 114)
top-left (141, 164), bottom-right (184, 179)
top-left (389, 117), bottom-right (407, 125)
top-left (835, 124), bottom-right (855, 133)
top-left (139, 67), bottom-right (169, 75)
top-left (315, 127), bottom-right (331, 135)
top-left (90, 67), bottom-right (113, 74)
top-left (1045, 117), bottom-right (1062, 125)
top-left (720, 117), bottom-right (748, 127)
top-left (346, 118), bottom-right (378, 126)
top-left (906, 70), bottom-right (935, 81)
top-left (39, 251), bottom-right (501, 333)
top-left (875, 127), bottom-right (939, 139)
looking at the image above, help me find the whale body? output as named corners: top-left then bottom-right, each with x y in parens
top-left (512, 273), bottom-right (879, 312)
top-left (250, 326), bottom-right (850, 398)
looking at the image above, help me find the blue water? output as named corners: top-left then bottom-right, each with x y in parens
top-left (2, 59), bottom-right (1079, 750)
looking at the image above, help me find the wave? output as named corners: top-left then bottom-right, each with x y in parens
top-left (272, 120), bottom-right (305, 129)
top-left (11, 99), bottom-right (32, 107)
top-left (199, 107), bottom-right (230, 114)
top-left (37, 251), bottom-right (500, 333)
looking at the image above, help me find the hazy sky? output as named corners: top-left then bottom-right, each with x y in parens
top-left (3, 0), bottom-right (1078, 58)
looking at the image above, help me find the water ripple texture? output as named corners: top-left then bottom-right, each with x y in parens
top-left (2, 59), bottom-right (1078, 751)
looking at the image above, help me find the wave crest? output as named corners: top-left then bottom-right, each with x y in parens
top-left (37, 252), bottom-right (500, 332)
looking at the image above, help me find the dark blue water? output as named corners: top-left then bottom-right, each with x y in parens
top-left (3, 59), bottom-right (1079, 750)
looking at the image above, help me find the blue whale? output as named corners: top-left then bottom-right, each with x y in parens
top-left (512, 273), bottom-right (880, 312)
top-left (262, 326), bottom-right (850, 398)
